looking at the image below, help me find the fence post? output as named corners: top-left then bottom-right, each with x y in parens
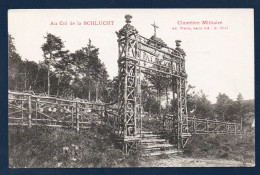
top-left (35, 98), bottom-right (38, 119)
top-left (193, 117), bottom-right (196, 132)
top-left (28, 95), bottom-right (32, 128)
top-left (206, 118), bottom-right (208, 133)
top-left (22, 101), bottom-right (24, 119)
top-left (76, 102), bottom-right (79, 132)
top-left (71, 102), bottom-right (74, 128)
top-left (235, 123), bottom-right (237, 136)
top-left (100, 105), bottom-right (103, 117)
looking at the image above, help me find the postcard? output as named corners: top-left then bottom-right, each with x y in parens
top-left (8, 9), bottom-right (254, 168)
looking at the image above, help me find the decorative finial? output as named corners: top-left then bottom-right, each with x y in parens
top-left (125, 14), bottom-right (132, 24)
top-left (175, 40), bottom-right (181, 47)
top-left (151, 21), bottom-right (159, 36)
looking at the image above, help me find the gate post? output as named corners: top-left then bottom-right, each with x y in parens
top-left (28, 95), bottom-right (32, 128)
top-left (175, 40), bottom-right (189, 149)
top-left (117, 14), bottom-right (141, 154)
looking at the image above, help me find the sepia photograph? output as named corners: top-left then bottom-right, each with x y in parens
top-left (8, 9), bottom-right (255, 168)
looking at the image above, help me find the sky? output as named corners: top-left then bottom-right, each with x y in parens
top-left (8, 9), bottom-right (254, 103)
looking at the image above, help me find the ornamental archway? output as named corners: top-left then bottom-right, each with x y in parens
top-left (115, 14), bottom-right (189, 151)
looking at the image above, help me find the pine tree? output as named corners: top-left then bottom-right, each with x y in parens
top-left (8, 34), bottom-right (23, 90)
top-left (41, 33), bottom-right (67, 95)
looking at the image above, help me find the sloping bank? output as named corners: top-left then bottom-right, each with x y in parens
top-left (9, 124), bottom-right (142, 168)
top-left (182, 132), bottom-right (255, 164)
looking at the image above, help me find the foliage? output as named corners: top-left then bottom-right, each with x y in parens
top-left (8, 34), bottom-right (23, 90)
top-left (142, 65), bottom-right (172, 115)
top-left (8, 33), bottom-right (111, 102)
top-left (69, 40), bottom-right (109, 100)
top-left (214, 93), bottom-right (234, 121)
top-left (141, 79), bottom-right (165, 117)
top-left (142, 115), bottom-right (163, 133)
top-left (183, 132), bottom-right (255, 163)
top-left (41, 33), bottom-right (69, 95)
top-left (187, 89), bottom-right (214, 119)
top-left (9, 124), bottom-right (141, 168)
top-left (185, 89), bottom-right (254, 123)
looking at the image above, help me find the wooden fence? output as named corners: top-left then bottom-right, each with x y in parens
top-left (8, 91), bottom-right (107, 131)
top-left (163, 114), bottom-right (243, 135)
top-left (9, 90), bottom-right (243, 137)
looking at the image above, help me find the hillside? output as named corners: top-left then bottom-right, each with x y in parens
top-left (9, 124), bottom-right (141, 168)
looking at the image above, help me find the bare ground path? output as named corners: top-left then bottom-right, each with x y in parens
top-left (140, 155), bottom-right (255, 167)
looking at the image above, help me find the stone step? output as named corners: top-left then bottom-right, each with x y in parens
top-left (142, 142), bottom-right (169, 147)
top-left (141, 131), bottom-right (154, 134)
top-left (141, 138), bottom-right (167, 143)
top-left (143, 146), bottom-right (175, 153)
top-left (143, 141), bottom-right (168, 145)
top-left (141, 134), bottom-right (161, 138)
top-left (148, 149), bottom-right (180, 156)
top-left (139, 129), bottom-right (181, 156)
top-left (144, 148), bottom-right (175, 154)
top-left (143, 147), bottom-right (161, 151)
top-left (131, 133), bottom-right (160, 138)
top-left (144, 143), bottom-right (174, 149)
top-left (140, 130), bottom-right (180, 157)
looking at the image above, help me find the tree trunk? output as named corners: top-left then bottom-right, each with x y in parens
top-left (159, 89), bottom-right (161, 117)
top-left (95, 83), bottom-right (99, 102)
top-left (47, 67), bottom-right (50, 95)
top-left (47, 54), bottom-right (52, 96)
top-left (166, 86), bottom-right (169, 112)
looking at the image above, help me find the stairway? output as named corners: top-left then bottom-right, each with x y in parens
top-left (140, 130), bottom-right (181, 156)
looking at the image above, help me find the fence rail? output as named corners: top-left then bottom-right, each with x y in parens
top-left (9, 90), bottom-right (242, 140)
top-left (163, 114), bottom-right (242, 136)
top-left (8, 90), bottom-right (111, 131)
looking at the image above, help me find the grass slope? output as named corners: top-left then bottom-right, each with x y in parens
top-left (9, 124), bottom-right (141, 168)
top-left (183, 132), bottom-right (255, 163)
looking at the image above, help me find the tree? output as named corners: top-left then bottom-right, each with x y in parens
top-left (143, 70), bottom-right (170, 116)
top-left (53, 50), bottom-right (71, 96)
top-left (234, 93), bottom-right (244, 120)
top-left (141, 79), bottom-right (160, 116)
top-left (69, 39), bottom-right (109, 100)
top-left (41, 33), bottom-right (68, 95)
top-left (8, 34), bottom-right (23, 90)
top-left (20, 60), bottom-right (40, 92)
top-left (214, 93), bottom-right (233, 121)
top-left (186, 84), bottom-right (196, 115)
top-left (103, 76), bottom-right (119, 103)
top-left (187, 89), bottom-right (214, 119)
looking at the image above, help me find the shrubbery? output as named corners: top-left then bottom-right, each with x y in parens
top-left (9, 124), bottom-right (141, 168)
top-left (142, 115), bottom-right (163, 133)
top-left (183, 131), bottom-right (255, 163)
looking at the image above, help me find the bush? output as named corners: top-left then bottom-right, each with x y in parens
top-left (183, 132), bottom-right (255, 163)
top-left (9, 124), bottom-right (141, 168)
top-left (142, 116), bottom-right (163, 133)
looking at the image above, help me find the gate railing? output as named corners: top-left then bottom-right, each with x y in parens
top-left (187, 117), bottom-right (242, 135)
top-left (162, 114), bottom-right (242, 136)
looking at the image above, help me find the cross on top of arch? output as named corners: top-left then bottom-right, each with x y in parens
top-left (151, 21), bottom-right (159, 36)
